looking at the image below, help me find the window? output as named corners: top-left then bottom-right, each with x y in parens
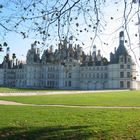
top-left (120, 72), bottom-right (124, 78)
top-left (47, 81), bottom-right (50, 86)
top-left (127, 65), bottom-right (130, 69)
top-left (128, 58), bottom-right (131, 63)
top-left (120, 64), bottom-right (124, 69)
top-left (65, 81), bottom-right (67, 87)
top-left (97, 73), bottom-right (99, 78)
top-left (68, 73), bottom-right (71, 78)
top-left (68, 81), bottom-right (71, 87)
top-left (104, 73), bottom-right (108, 79)
top-left (120, 57), bottom-right (124, 62)
top-left (101, 67), bottom-right (103, 70)
top-left (52, 81), bottom-right (55, 86)
top-left (69, 65), bottom-right (72, 69)
top-left (127, 72), bottom-right (130, 78)
top-left (101, 73), bottom-right (103, 79)
top-left (127, 81), bottom-right (130, 88)
top-left (120, 81), bottom-right (124, 88)
top-left (104, 66), bottom-right (107, 70)
top-left (55, 81), bottom-right (58, 86)
top-left (89, 73), bottom-right (91, 78)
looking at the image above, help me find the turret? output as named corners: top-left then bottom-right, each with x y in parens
top-left (119, 31), bottom-right (124, 46)
top-left (96, 50), bottom-right (101, 61)
top-left (113, 31), bottom-right (128, 63)
top-left (26, 44), bottom-right (39, 64)
top-left (116, 31), bottom-right (128, 57)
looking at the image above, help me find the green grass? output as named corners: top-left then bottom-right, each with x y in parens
top-left (0, 105), bottom-right (140, 140)
top-left (0, 91), bottom-right (140, 139)
top-left (0, 90), bottom-right (140, 107)
top-left (0, 87), bottom-right (65, 93)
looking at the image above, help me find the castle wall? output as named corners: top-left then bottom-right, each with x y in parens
top-left (0, 69), bottom-right (4, 86)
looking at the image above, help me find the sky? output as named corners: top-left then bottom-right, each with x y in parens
top-left (0, 0), bottom-right (140, 78)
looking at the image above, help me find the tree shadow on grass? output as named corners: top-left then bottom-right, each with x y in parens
top-left (0, 125), bottom-right (103, 140)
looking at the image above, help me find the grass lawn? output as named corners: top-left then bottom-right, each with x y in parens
top-left (0, 105), bottom-right (140, 140)
top-left (0, 90), bottom-right (140, 139)
top-left (0, 87), bottom-right (64, 93)
top-left (0, 90), bottom-right (140, 107)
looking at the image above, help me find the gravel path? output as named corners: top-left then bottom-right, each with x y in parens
top-left (0, 100), bottom-right (25, 105)
top-left (0, 100), bottom-right (140, 109)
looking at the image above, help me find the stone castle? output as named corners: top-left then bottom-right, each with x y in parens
top-left (0, 31), bottom-right (138, 89)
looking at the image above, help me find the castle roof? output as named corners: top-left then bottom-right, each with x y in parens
top-left (110, 31), bottom-right (129, 64)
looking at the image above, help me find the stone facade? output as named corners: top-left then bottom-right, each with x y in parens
top-left (0, 31), bottom-right (138, 89)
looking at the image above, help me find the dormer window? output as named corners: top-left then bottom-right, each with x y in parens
top-left (121, 57), bottom-right (123, 62)
top-left (119, 56), bottom-right (124, 63)
top-left (127, 58), bottom-right (131, 63)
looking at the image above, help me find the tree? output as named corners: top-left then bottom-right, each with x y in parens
top-left (0, 0), bottom-right (140, 59)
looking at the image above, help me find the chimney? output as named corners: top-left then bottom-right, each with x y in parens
top-left (6, 47), bottom-right (10, 60)
top-left (16, 59), bottom-right (18, 66)
top-left (92, 45), bottom-right (96, 61)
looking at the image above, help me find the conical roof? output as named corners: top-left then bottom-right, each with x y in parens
top-left (116, 31), bottom-right (128, 56)
top-left (116, 44), bottom-right (128, 56)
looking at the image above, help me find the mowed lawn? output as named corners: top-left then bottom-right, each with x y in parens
top-left (0, 90), bottom-right (140, 106)
top-left (0, 87), bottom-right (64, 93)
top-left (0, 105), bottom-right (140, 140)
top-left (0, 90), bottom-right (140, 139)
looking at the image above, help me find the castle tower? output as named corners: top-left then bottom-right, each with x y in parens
top-left (92, 45), bottom-right (96, 61)
top-left (114, 31), bottom-right (128, 63)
